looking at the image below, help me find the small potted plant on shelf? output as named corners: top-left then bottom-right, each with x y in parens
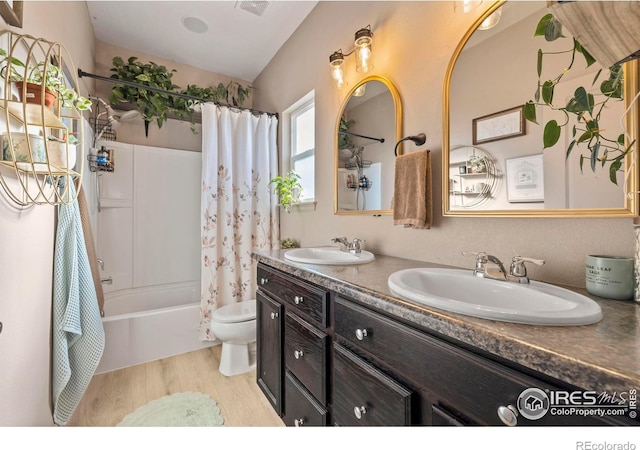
top-left (0, 49), bottom-right (91, 111)
top-left (467, 155), bottom-right (487, 174)
top-left (269, 171), bottom-right (303, 213)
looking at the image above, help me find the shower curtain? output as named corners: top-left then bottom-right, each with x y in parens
top-left (199, 104), bottom-right (279, 341)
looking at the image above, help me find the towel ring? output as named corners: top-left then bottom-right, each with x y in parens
top-left (394, 133), bottom-right (426, 156)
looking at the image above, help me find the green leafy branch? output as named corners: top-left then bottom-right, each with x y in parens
top-left (269, 171), bottom-right (303, 213)
top-left (523, 14), bottom-right (633, 184)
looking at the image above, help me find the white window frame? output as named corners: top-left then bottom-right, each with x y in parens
top-left (282, 90), bottom-right (315, 203)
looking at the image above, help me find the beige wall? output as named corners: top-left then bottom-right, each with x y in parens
top-left (0, 1), bottom-right (95, 426)
top-left (253, 1), bottom-right (636, 289)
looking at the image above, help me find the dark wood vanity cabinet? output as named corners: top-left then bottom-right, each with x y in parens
top-left (256, 264), bottom-right (329, 426)
top-left (256, 263), bottom-right (637, 427)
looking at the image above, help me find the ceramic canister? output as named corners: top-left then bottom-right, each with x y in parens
top-left (585, 255), bottom-right (635, 300)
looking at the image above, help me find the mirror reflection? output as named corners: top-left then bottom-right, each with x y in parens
top-left (335, 76), bottom-right (401, 214)
top-left (444, 1), bottom-right (638, 216)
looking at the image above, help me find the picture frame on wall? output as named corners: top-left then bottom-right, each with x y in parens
top-left (472, 105), bottom-right (525, 145)
top-left (0, 1), bottom-right (22, 27)
top-left (505, 154), bottom-right (544, 203)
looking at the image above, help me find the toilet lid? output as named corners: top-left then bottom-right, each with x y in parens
top-left (211, 300), bottom-right (256, 323)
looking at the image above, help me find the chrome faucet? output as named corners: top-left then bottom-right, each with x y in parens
top-left (463, 252), bottom-right (545, 284)
top-left (331, 237), bottom-right (364, 254)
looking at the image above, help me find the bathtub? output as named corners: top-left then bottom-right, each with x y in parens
top-left (95, 281), bottom-right (217, 374)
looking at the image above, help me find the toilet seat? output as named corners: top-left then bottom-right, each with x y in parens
top-left (212, 300), bottom-right (256, 323)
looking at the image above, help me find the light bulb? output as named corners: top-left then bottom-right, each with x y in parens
top-left (354, 26), bottom-right (374, 73)
top-left (329, 50), bottom-right (346, 88)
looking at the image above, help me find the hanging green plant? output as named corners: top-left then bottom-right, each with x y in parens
top-left (269, 171), bottom-right (303, 213)
top-left (172, 81), bottom-right (253, 133)
top-left (109, 56), bottom-right (179, 136)
top-left (523, 14), bottom-right (632, 184)
top-left (338, 115), bottom-right (356, 149)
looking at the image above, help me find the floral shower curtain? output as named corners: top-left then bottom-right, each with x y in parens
top-left (199, 104), bottom-right (279, 341)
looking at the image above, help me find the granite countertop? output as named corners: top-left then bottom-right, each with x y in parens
top-left (253, 249), bottom-right (640, 393)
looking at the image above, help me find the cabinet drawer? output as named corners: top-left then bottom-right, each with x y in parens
top-left (334, 296), bottom-right (620, 426)
top-left (284, 312), bottom-right (328, 404)
top-left (284, 371), bottom-right (328, 427)
top-left (257, 264), bottom-right (328, 327)
top-left (333, 343), bottom-right (413, 426)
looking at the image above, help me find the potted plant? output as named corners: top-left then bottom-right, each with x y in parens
top-left (269, 171), bottom-right (303, 213)
top-left (109, 56), bottom-right (179, 136)
top-left (523, 13), bottom-right (630, 184)
top-left (280, 237), bottom-right (300, 249)
top-left (0, 49), bottom-right (92, 111)
top-left (467, 155), bottom-right (487, 174)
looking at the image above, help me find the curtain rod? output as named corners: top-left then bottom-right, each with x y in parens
top-left (77, 69), bottom-right (278, 119)
top-left (338, 130), bottom-right (385, 143)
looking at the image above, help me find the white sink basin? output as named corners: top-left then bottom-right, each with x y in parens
top-left (284, 247), bottom-right (375, 265)
top-left (388, 268), bottom-right (602, 326)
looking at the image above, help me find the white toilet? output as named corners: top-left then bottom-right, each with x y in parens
top-left (210, 300), bottom-right (257, 377)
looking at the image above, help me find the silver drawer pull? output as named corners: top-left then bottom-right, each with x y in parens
top-left (497, 405), bottom-right (518, 427)
top-left (355, 328), bottom-right (368, 340)
top-left (270, 312), bottom-right (279, 320)
top-left (294, 295), bottom-right (304, 305)
top-left (294, 350), bottom-right (304, 359)
top-left (294, 418), bottom-right (305, 427)
top-left (353, 405), bottom-right (367, 420)
top-left (260, 277), bottom-right (269, 285)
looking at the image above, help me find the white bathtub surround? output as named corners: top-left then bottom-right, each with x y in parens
top-left (96, 282), bottom-right (215, 373)
top-left (94, 141), bottom-right (208, 372)
top-left (199, 104), bottom-right (279, 341)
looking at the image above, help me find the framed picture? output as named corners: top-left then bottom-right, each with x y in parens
top-left (0, 1), bottom-right (23, 28)
top-left (505, 154), bottom-right (544, 203)
top-left (473, 105), bottom-right (525, 145)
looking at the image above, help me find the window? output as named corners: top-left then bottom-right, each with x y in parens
top-left (284, 91), bottom-right (315, 202)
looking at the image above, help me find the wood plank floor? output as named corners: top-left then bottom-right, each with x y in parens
top-left (68, 345), bottom-right (283, 427)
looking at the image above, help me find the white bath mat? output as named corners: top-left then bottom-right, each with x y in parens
top-left (117, 392), bottom-right (225, 427)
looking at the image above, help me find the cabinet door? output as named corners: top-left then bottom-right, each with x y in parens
top-left (283, 371), bottom-right (328, 427)
top-left (257, 292), bottom-right (283, 415)
top-left (332, 344), bottom-right (413, 426)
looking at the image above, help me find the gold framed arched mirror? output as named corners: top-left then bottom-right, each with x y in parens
top-left (335, 75), bottom-right (402, 215)
top-left (443, 1), bottom-right (639, 217)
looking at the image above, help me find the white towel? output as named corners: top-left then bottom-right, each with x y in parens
top-left (52, 179), bottom-right (105, 426)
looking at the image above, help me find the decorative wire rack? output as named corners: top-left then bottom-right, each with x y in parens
top-left (91, 117), bottom-right (117, 141)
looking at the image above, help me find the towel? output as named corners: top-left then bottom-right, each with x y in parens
top-left (392, 149), bottom-right (432, 229)
top-left (52, 178), bottom-right (105, 426)
top-left (74, 178), bottom-right (105, 317)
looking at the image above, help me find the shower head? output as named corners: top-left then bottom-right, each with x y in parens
top-left (92, 96), bottom-right (141, 143)
top-left (92, 96), bottom-right (141, 128)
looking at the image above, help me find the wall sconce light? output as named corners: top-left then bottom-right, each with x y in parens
top-left (329, 25), bottom-right (374, 89)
